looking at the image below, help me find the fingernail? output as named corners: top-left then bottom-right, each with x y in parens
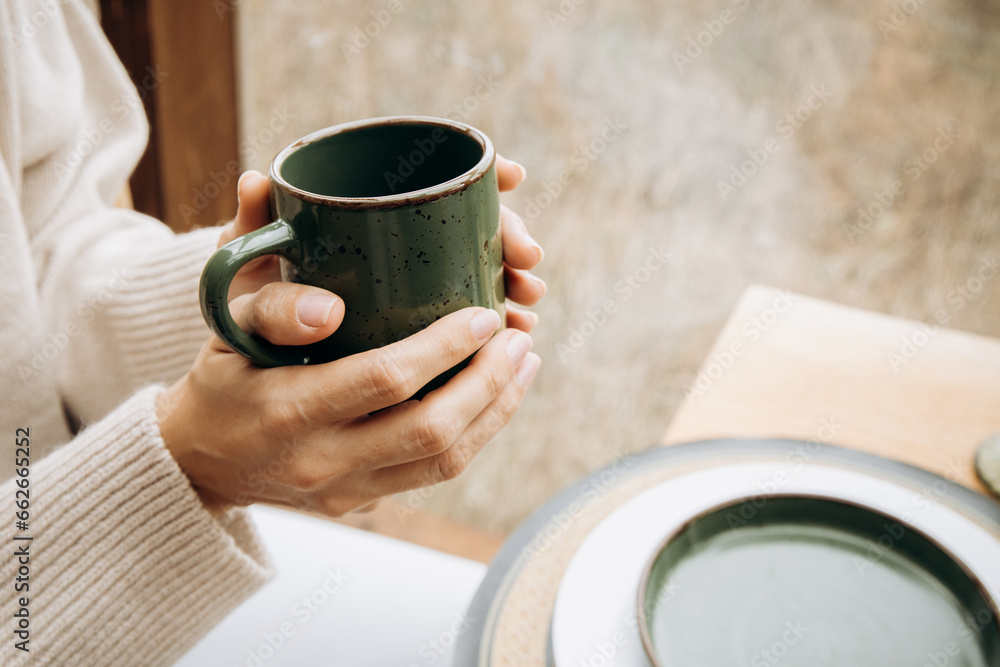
top-left (515, 352), bottom-right (541, 388)
top-left (298, 294), bottom-right (337, 327)
top-left (530, 240), bottom-right (544, 263)
top-left (531, 274), bottom-right (548, 293)
top-left (237, 172), bottom-right (250, 205)
top-left (514, 213), bottom-right (544, 262)
top-left (511, 161), bottom-right (528, 182)
top-left (470, 309), bottom-right (502, 341)
top-left (506, 331), bottom-right (533, 365)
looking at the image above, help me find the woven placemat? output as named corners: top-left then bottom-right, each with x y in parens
top-left (454, 439), bottom-right (1000, 666)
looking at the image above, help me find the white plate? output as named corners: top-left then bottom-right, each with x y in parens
top-left (550, 461), bottom-right (1000, 666)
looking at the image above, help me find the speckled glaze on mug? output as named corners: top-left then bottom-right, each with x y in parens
top-left (200, 117), bottom-right (504, 383)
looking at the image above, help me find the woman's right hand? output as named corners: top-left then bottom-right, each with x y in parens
top-left (156, 289), bottom-right (539, 517)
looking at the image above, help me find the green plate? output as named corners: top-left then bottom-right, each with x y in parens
top-left (640, 496), bottom-right (1000, 666)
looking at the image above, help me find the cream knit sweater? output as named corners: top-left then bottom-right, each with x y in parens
top-left (0, 1), bottom-right (272, 664)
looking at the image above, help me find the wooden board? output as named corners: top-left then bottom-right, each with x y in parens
top-left (662, 284), bottom-right (1000, 495)
top-left (98, 0), bottom-right (163, 219)
top-left (101, 0), bottom-right (240, 231)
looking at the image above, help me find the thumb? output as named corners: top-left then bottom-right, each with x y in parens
top-left (217, 282), bottom-right (345, 350)
top-left (218, 170), bottom-right (272, 247)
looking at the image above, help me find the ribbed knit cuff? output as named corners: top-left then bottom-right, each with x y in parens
top-left (0, 385), bottom-right (273, 666)
top-left (107, 225), bottom-right (222, 386)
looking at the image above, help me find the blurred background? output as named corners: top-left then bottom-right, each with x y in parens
top-left (103, 0), bottom-right (1000, 534)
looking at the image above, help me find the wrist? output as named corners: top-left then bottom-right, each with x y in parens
top-left (156, 378), bottom-right (236, 517)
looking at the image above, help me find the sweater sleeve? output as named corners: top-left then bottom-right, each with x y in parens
top-left (42, 209), bottom-right (224, 425)
top-left (0, 385), bottom-right (274, 667)
top-left (0, 0), bottom-right (231, 425)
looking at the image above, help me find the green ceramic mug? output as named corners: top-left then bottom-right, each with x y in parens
top-left (200, 116), bottom-right (504, 381)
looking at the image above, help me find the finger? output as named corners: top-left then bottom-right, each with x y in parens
top-left (234, 171), bottom-right (271, 235)
top-left (496, 155), bottom-right (527, 192)
top-left (218, 171), bottom-right (271, 246)
top-left (367, 352), bottom-right (540, 493)
top-left (339, 328), bottom-right (532, 470)
top-left (506, 304), bottom-right (539, 332)
top-left (217, 282), bottom-right (344, 350)
top-left (501, 205), bottom-right (543, 270)
top-left (504, 266), bottom-right (547, 306)
top-left (278, 307), bottom-right (502, 421)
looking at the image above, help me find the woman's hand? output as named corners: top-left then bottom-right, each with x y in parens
top-left (495, 156), bottom-right (545, 331)
top-left (158, 300), bottom-right (538, 516)
top-left (217, 156), bottom-right (545, 331)
top-left (159, 157), bottom-right (544, 516)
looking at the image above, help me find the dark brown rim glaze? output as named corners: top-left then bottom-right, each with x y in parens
top-left (636, 492), bottom-right (1000, 667)
top-left (268, 115), bottom-right (495, 210)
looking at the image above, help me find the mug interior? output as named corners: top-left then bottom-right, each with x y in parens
top-left (278, 121), bottom-right (485, 199)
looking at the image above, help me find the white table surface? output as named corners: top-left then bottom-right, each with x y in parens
top-left (175, 505), bottom-right (487, 667)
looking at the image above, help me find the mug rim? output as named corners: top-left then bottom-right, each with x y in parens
top-left (269, 115), bottom-right (496, 210)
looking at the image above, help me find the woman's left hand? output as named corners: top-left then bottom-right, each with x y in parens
top-left (494, 155), bottom-right (545, 332)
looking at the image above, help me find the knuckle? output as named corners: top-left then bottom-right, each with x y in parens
top-left (260, 395), bottom-right (308, 442)
top-left (364, 352), bottom-right (415, 404)
top-left (435, 446), bottom-right (470, 482)
top-left (318, 495), bottom-right (350, 519)
top-left (248, 286), bottom-right (276, 332)
top-left (481, 358), bottom-right (510, 398)
top-left (443, 328), bottom-right (473, 358)
top-left (488, 391), bottom-right (522, 431)
top-left (288, 460), bottom-right (325, 492)
top-left (414, 408), bottom-right (458, 456)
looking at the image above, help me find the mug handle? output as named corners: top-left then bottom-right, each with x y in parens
top-left (199, 220), bottom-right (310, 367)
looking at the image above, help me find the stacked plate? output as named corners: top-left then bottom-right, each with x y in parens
top-left (551, 462), bottom-right (1000, 666)
top-left (455, 440), bottom-right (1000, 666)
